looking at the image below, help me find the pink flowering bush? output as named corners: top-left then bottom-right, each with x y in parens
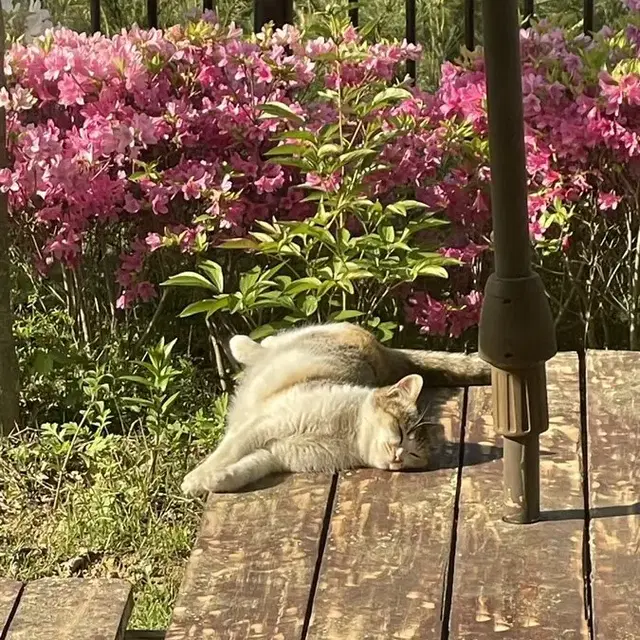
top-left (7, 3), bottom-right (640, 349)
top-left (4, 8), bottom-right (486, 345)
top-left (429, 5), bottom-right (640, 348)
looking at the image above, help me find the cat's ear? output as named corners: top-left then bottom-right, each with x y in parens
top-left (387, 374), bottom-right (423, 403)
top-left (229, 335), bottom-right (263, 365)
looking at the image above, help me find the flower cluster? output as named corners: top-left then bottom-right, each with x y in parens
top-left (408, 3), bottom-right (640, 338)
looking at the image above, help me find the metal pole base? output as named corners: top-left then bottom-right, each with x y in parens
top-left (491, 365), bottom-right (548, 525)
top-left (502, 434), bottom-right (540, 524)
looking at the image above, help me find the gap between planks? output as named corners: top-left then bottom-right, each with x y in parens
top-left (439, 387), bottom-right (469, 640)
top-left (0, 582), bottom-right (23, 640)
top-left (578, 351), bottom-right (596, 640)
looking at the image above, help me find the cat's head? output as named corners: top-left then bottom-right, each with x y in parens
top-left (366, 374), bottom-right (429, 471)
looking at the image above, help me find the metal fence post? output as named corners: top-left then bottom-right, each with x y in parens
top-left (254, 0), bottom-right (294, 31)
top-left (90, 0), bottom-right (100, 32)
top-left (584, 0), bottom-right (594, 35)
top-left (405, 0), bottom-right (416, 80)
top-left (464, 0), bottom-right (475, 50)
top-left (478, 0), bottom-right (557, 524)
top-left (349, 0), bottom-right (358, 28)
top-left (147, 0), bottom-right (158, 28)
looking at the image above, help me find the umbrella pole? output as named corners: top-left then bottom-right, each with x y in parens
top-left (479, 0), bottom-right (557, 524)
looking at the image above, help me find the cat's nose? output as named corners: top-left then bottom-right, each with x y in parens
top-left (394, 447), bottom-right (404, 462)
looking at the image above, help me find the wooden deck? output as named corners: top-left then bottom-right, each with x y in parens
top-left (0, 578), bottom-right (132, 639)
top-left (160, 350), bottom-right (639, 639)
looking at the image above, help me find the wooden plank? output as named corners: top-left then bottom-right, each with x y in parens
top-left (0, 581), bottom-right (22, 638)
top-left (165, 473), bottom-right (334, 640)
top-left (587, 351), bottom-right (640, 640)
top-left (450, 352), bottom-right (589, 638)
top-left (306, 388), bottom-right (466, 640)
top-left (6, 578), bottom-right (132, 640)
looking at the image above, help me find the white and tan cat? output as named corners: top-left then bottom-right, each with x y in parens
top-left (181, 322), bottom-right (475, 495)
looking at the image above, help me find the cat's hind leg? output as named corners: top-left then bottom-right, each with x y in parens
top-left (228, 334), bottom-right (264, 366)
top-left (181, 449), bottom-right (282, 495)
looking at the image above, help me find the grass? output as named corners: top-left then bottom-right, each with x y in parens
top-left (0, 407), bottom-right (227, 629)
top-left (0, 316), bottom-right (229, 629)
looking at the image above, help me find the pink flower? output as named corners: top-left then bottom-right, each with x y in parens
top-left (448, 291), bottom-right (482, 338)
top-left (123, 193), bottom-right (141, 213)
top-left (136, 281), bottom-right (157, 302)
top-left (145, 233), bottom-right (163, 251)
top-left (0, 168), bottom-right (18, 192)
top-left (255, 60), bottom-right (273, 84)
top-left (151, 191), bottom-right (169, 215)
top-left (255, 167), bottom-right (285, 194)
top-left (597, 191), bottom-right (622, 210)
top-left (57, 75), bottom-right (84, 106)
top-left (304, 172), bottom-right (341, 192)
top-left (406, 293), bottom-right (448, 336)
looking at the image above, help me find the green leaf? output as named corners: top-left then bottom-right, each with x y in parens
top-left (120, 375), bottom-right (152, 387)
top-left (302, 295), bottom-right (319, 316)
top-left (337, 278), bottom-right (355, 295)
top-left (337, 149), bottom-right (377, 168)
top-left (301, 191), bottom-right (324, 202)
top-left (249, 324), bottom-right (280, 340)
top-left (257, 101), bottom-right (305, 126)
top-left (371, 87), bottom-right (413, 109)
top-left (317, 143), bottom-right (342, 158)
top-left (330, 309), bottom-right (364, 321)
top-left (161, 272), bottom-right (217, 291)
top-left (386, 204), bottom-right (407, 216)
top-left (376, 321), bottom-right (397, 343)
top-left (239, 268), bottom-right (262, 295)
top-left (161, 392), bottom-right (181, 414)
top-left (250, 232), bottom-right (275, 243)
top-left (179, 297), bottom-right (229, 318)
top-left (415, 265), bottom-right (449, 279)
top-left (265, 143), bottom-right (307, 157)
top-left (197, 260), bottom-right (224, 292)
top-left (381, 226), bottom-right (395, 243)
top-left (285, 277), bottom-right (323, 296)
top-left (393, 199), bottom-right (430, 210)
top-left (219, 238), bottom-right (259, 250)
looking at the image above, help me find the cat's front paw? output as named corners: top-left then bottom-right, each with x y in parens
top-left (181, 470), bottom-right (209, 497)
top-left (181, 469), bottom-right (234, 495)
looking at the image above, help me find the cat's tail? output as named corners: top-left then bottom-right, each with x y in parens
top-left (382, 347), bottom-right (491, 387)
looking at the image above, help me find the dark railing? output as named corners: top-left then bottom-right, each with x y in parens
top-left (87, 0), bottom-right (597, 79)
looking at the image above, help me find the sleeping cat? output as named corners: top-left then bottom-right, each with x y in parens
top-left (181, 372), bottom-right (427, 495)
top-left (181, 322), bottom-right (476, 495)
